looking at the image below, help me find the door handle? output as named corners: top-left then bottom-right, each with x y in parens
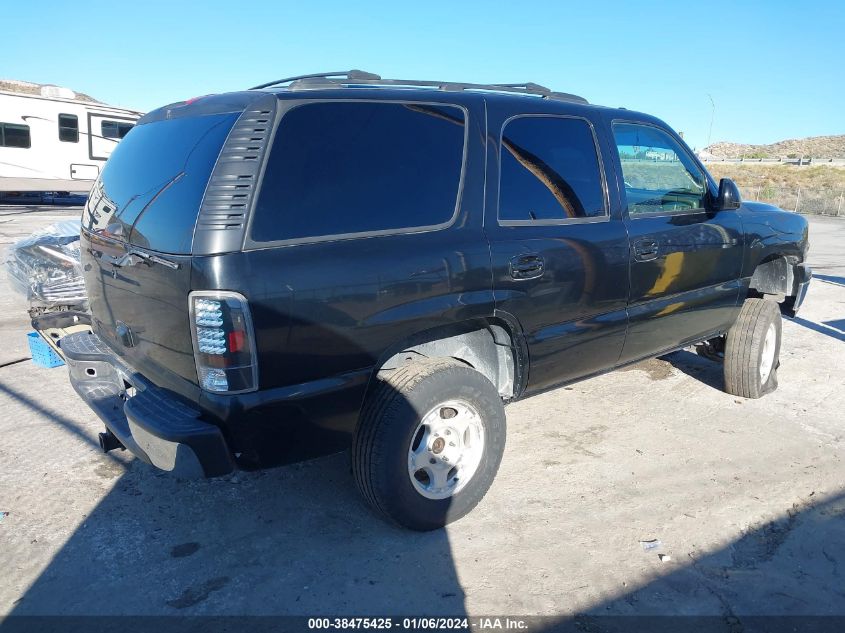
top-left (633, 238), bottom-right (660, 262)
top-left (509, 254), bottom-right (545, 280)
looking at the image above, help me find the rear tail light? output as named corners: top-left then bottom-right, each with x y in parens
top-left (189, 291), bottom-right (258, 393)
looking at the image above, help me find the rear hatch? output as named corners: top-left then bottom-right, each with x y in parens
top-left (81, 107), bottom-right (241, 396)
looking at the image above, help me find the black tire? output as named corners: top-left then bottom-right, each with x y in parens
top-left (352, 357), bottom-right (506, 531)
top-left (724, 298), bottom-right (782, 399)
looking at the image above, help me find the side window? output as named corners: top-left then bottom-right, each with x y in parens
top-left (613, 122), bottom-right (707, 215)
top-left (101, 120), bottom-right (134, 139)
top-left (499, 116), bottom-right (606, 221)
top-left (251, 102), bottom-right (466, 243)
top-left (58, 114), bottom-right (79, 143)
top-left (0, 122), bottom-right (31, 148)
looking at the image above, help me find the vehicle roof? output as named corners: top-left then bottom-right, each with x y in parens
top-left (140, 84), bottom-right (667, 132)
top-left (262, 85), bottom-right (665, 128)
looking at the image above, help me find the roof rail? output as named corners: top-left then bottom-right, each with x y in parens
top-left (249, 71), bottom-right (588, 104)
top-left (249, 70), bottom-right (382, 91)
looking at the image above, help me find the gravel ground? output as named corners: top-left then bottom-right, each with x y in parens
top-left (0, 208), bottom-right (842, 620)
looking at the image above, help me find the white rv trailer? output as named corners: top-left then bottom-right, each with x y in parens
top-left (0, 81), bottom-right (142, 192)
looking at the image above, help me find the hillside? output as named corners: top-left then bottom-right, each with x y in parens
top-left (0, 79), bottom-right (100, 103)
top-left (703, 135), bottom-right (845, 159)
top-left (704, 163), bottom-right (845, 214)
top-left (706, 163), bottom-right (845, 191)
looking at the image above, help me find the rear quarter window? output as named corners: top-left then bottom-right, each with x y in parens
top-left (250, 101), bottom-right (466, 243)
top-left (499, 115), bottom-right (606, 222)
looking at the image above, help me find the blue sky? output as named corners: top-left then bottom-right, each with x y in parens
top-left (2, 0), bottom-right (843, 151)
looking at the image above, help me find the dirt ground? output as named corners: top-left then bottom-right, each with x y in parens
top-left (0, 207), bottom-right (843, 622)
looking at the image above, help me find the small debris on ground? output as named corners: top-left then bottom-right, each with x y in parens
top-left (658, 554), bottom-right (672, 562)
top-left (0, 511), bottom-right (9, 523)
top-left (640, 539), bottom-right (661, 551)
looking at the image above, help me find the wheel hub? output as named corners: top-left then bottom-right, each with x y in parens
top-left (407, 399), bottom-right (486, 500)
top-left (760, 323), bottom-right (777, 384)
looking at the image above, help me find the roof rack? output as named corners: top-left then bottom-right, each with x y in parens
top-left (248, 70), bottom-right (588, 104)
top-left (249, 70), bottom-right (381, 90)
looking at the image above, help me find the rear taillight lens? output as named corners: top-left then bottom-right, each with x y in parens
top-left (189, 291), bottom-right (258, 393)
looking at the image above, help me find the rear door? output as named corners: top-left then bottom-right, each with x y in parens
top-left (608, 119), bottom-right (744, 363)
top-left (485, 105), bottom-right (630, 394)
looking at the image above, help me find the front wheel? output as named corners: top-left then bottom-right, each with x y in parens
top-left (352, 357), bottom-right (506, 531)
top-left (724, 298), bottom-right (782, 399)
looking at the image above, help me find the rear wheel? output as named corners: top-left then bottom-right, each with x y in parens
top-left (352, 357), bottom-right (506, 531)
top-left (724, 298), bottom-right (782, 398)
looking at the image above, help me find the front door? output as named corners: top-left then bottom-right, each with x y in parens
top-left (485, 108), bottom-right (630, 394)
top-left (609, 120), bottom-right (745, 364)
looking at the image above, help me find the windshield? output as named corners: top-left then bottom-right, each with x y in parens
top-left (83, 112), bottom-right (238, 254)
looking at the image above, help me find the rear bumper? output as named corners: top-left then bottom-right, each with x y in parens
top-left (61, 331), bottom-right (235, 478)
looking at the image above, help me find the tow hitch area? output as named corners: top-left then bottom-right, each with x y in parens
top-left (98, 429), bottom-right (124, 453)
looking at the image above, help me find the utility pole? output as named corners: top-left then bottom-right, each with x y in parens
top-left (707, 94), bottom-right (716, 148)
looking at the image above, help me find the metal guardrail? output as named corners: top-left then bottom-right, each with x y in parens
top-left (701, 157), bottom-right (845, 166)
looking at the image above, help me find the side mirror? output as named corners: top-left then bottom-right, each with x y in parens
top-left (715, 178), bottom-right (741, 211)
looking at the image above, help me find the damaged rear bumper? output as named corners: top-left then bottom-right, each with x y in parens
top-left (61, 331), bottom-right (235, 478)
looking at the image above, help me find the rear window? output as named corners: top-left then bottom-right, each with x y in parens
top-left (83, 112), bottom-right (238, 254)
top-left (250, 101), bottom-right (466, 243)
top-left (499, 116), bottom-right (606, 221)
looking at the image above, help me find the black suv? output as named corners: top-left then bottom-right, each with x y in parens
top-left (59, 71), bottom-right (811, 530)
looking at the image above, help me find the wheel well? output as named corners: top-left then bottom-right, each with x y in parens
top-left (748, 254), bottom-right (809, 317)
top-left (378, 320), bottom-right (520, 399)
top-left (748, 255), bottom-right (795, 300)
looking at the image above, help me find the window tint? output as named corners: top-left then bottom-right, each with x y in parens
top-left (101, 120), bottom-right (134, 139)
top-left (0, 122), bottom-right (31, 148)
top-left (58, 114), bottom-right (78, 143)
top-left (84, 112), bottom-right (238, 254)
top-left (251, 102), bottom-right (466, 243)
top-left (613, 122), bottom-right (707, 215)
top-left (499, 116), bottom-right (605, 221)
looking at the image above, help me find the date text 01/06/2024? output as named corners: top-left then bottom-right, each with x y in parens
top-left (307, 617), bottom-right (529, 630)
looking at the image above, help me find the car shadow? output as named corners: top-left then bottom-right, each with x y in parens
top-left (5, 379), bottom-right (467, 619)
top-left (660, 349), bottom-right (725, 391)
top-left (8, 454), bottom-right (467, 616)
top-left (4, 366), bottom-right (845, 628)
top-left (8, 451), bottom-right (844, 628)
top-left (813, 274), bottom-right (845, 288)
top-left (824, 319), bottom-right (845, 333)
top-left (791, 316), bottom-right (845, 343)
top-left (0, 379), bottom-right (121, 462)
